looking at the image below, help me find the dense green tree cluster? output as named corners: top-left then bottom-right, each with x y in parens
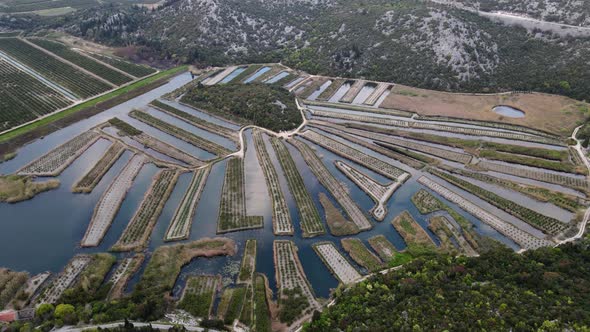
top-left (305, 240), bottom-right (590, 331)
top-left (181, 83), bottom-right (301, 132)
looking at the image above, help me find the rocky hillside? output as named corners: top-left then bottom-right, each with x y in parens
top-left (4, 0), bottom-right (590, 101)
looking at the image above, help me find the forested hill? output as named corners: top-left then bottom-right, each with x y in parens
top-left (3, 0), bottom-right (590, 101)
top-left (304, 240), bottom-right (590, 331)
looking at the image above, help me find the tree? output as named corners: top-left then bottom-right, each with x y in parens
top-left (54, 304), bottom-right (77, 325)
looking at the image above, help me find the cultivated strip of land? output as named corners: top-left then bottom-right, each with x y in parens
top-left (290, 138), bottom-right (372, 231)
top-left (81, 154), bottom-right (146, 247)
top-left (253, 130), bottom-right (294, 235)
top-left (72, 141), bottom-right (125, 193)
top-left (312, 242), bottom-right (362, 284)
top-left (217, 157), bottom-right (264, 233)
top-left (165, 166), bottom-right (211, 241)
top-left (112, 169), bottom-right (180, 251)
top-left (269, 137), bottom-right (325, 237)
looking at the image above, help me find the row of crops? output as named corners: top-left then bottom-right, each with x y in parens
top-left (72, 142), bottom-right (125, 193)
top-left (86, 52), bottom-right (156, 78)
top-left (29, 38), bottom-right (133, 86)
top-left (0, 58), bottom-right (73, 131)
top-left (0, 38), bottom-right (111, 99)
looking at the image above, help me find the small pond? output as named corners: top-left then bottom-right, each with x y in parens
top-left (493, 105), bottom-right (525, 118)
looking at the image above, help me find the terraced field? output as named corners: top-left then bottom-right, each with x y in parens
top-left (290, 139), bottom-right (372, 231)
top-left (178, 275), bottom-right (221, 319)
top-left (29, 38), bottom-right (132, 86)
top-left (0, 38), bottom-right (111, 98)
top-left (300, 129), bottom-right (406, 180)
top-left (81, 154), bottom-right (146, 247)
top-left (112, 169), bottom-right (180, 251)
top-left (19, 131), bottom-right (100, 176)
top-left (253, 130), bottom-right (293, 235)
top-left (269, 137), bottom-right (325, 237)
top-left (130, 110), bottom-right (232, 157)
top-left (165, 166), bottom-right (211, 241)
top-left (217, 158), bottom-right (264, 233)
top-left (85, 52), bottom-right (156, 78)
top-left (72, 142), bottom-right (125, 193)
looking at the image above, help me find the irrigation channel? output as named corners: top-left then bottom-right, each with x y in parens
top-left (1, 66), bottom-right (588, 330)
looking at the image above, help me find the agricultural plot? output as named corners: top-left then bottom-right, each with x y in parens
top-left (316, 79), bottom-right (345, 101)
top-left (238, 239), bottom-right (257, 284)
top-left (310, 110), bottom-right (558, 145)
top-left (85, 52), bottom-right (156, 78)
top-left (253, 274), bottom-right (272, 332)
top-left (335, 160), bottom-right (407, 221)
top-left (252, 66), bottom-right (284, 83)
top-left (429, 168), bottom-right (568, 235)
top-left (319, 192), bottom-right (360, 236)
top-left (269, 137), bottom-right (325, 237)
top-left (312, 242), bottom-right (362, 284)
top-left (150, 100), bottom-right (239, 143)
top-left (0, 58), bottom-right (72, 131)
top-left (231, 65), bottom-right (262, 83)
top-left (29, 38), bottom-right (132, 86)
top-left (0, 269), bottom-right (28, 309)
top-left (19, 130), bottom-right (100, 176)
top-left (305, 100), bottom-right (414, 118)
top-left (364, 83), bottom-right (391, 106)
top-left (36, 255), bottom-right (91, 305)
top-left (112, 169), bottom-right (180, 251)
top-left (445, 167), bottom-right (583, 213)
top-left (367, 235), bottom-right (398, 261)
top-left (108, 254), bottom-right (144, 300)
top-left (129, 110), bottom-right (232, 157)
top-left (204, 66), bottom-right (238, 86)
top-left (253, 130), bottom-right (293, 235)
top-left (81, 154), bottom-right (146, 247)
top-left (418, 176), bottom-right (554, 249)
top-left (300, 129), bottom-right (406, 180)
top-left (72, 142), bottom-right (125, 193)
top-left (377, 137), bottom-right (472, 164)
top-left (477, 160), bottom-right (590, 193)
top-left (391, 211), bottom-right (436, 247)
top-left (0, 38), bottom-right (111, 98)
top-left (134, 133), bottom-right (204, 167)
top-left (178, 275), bottom-right (221, 319)
top-left (339, 80), bottom-right (366, 103)
top-left (271, 72), bottom-right (298, 86)
top-left (217, 158), bottom-right (264, 233)
top-left (310, 121), bottom-right (425, 169)
top-left (165, 166), bottom-right (211, 241)
top-left (274, 241), bottom-right (320, 323)
top-left (429, 215), bottom-right (478, 256)
top-left (218, 286), bottom-right (247, 324)
top-left (290, 138), bottom-right (372, 231)
top-left (341, 238), bottom-right (383, 272)
top-left (299, 77), bottom-right (331, 99)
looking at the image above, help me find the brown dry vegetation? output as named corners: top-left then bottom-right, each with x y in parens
top-left (319, 193), bottom-right (360, 236)
top-left (0, 175), bottom-right (59, 203)
top-left (382, 84), bottom-right (589, 136)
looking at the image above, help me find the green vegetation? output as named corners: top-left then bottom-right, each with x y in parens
top-left (429, 168), bottom-right (568, 235)
top-left (0, 269), bottom-right (28, 308)
top-left (86, 52), bottom-right (156, 78)
top-left (60, 254), bottom-right (116, 306)
top-left (177, 275), bottom-right (219, 318)
top-left (305, 241), bottom-right (590, 331)
top-left (442, 167), bottom-right (584, 212)
top-left (269, 137), bottom-right (324, 237)
top-left (253, 274), bottom-right (272, 332)
top-left (238, 239), bottom-right (257, 283)
top-left (239, 285), bottom-right (253, 326)
top-left (341, 238), bottom-right (383, 272)
top-left (0, 66), bottom-right (186, 144)
top-left (129, 110), bottom-right (231, 156)
top-left (479, 150), bottom-right (583, 174)
top-left (279, 287), bottom-right (309, 325)
top-left (367, 235), bottom-right (397, 262)
top-left (72, 142), bottom-right (125, 193)
top-left (221, 286), bottom-right (247, 325)
top-left (181, 83), bottom-right (301, 132)
top-left (319, 192), bottom-right (359, 236)
top-left (391, 211), bottom-right (435, 248)
top-left (218, 158), bottom-right (264, 233)
top-left (107, 117), bottom-right (142, 136)
top-left (0, 175), bottom-right (60, 203)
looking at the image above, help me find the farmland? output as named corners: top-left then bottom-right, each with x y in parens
top-left (2, 62), bottom-right (589, 331)
top-left (217, 158), bottom-right (264, 233)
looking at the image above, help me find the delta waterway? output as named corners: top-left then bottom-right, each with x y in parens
top-left (0, 72), bottom-right (517, 301)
